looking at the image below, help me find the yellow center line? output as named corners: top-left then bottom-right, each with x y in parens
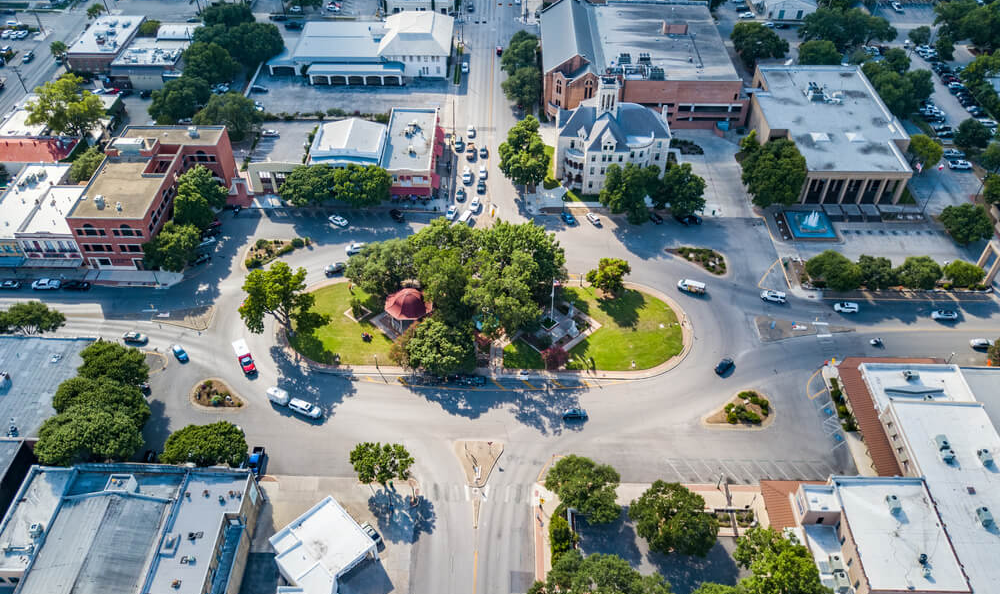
top-left (472, 548), bottom-right (478, 594)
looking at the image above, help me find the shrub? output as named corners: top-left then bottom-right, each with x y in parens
top-left (255, 238), bottom-right (270, 249)
top-left (549, 516), bottom-right (577, 564)
top-left (210, 395), bottom-right (223, 406)
top-left (830, 378), bottom-right (839, 391)
top-left (276, 244), bottom-right (294, 256)
top-left (535, 334), bottom-right (553, 350)
top-left (541, 346), bottom-right (570, 370)
top-left (291, 237), bottom-right (305, 248)
top-left (245, 257), bottom-right (262, 269)
top-left (350, 297), bottom-right (364, 320)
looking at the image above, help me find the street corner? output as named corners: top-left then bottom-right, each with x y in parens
top-left (144, 350), bottom-right (168, 374)
top-left (757, 257), bottom-right (792, 292)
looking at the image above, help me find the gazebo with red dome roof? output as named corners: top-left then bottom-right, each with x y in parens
top-left (383, 287), bottom-right (433, 333)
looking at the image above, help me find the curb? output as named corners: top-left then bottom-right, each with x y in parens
top-left (188, 377), bottom-right (248, 413)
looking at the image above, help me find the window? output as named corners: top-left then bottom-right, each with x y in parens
top-left (569, 140), bottom-right (574, 149)
top-left (589, 167), bottom-right (594, 174)
top-left (600, 168), bottom-right (605, 174)
top-left (436, 67), bottom-right (440, 74)
top-left (654, 154), bottom-right (660, 161)
top-left (853, 581), bottom-right (859, 590)
top-left (618, 155), bottom-right (623, 162)
top-left (97, 258), bottom-right (111, 266)
top-left (591, 156), bottom-right (596, 162)
top-left (816, 517), bottom-right (824, 524)
top-left (587, 181), bottom-right (593, 188)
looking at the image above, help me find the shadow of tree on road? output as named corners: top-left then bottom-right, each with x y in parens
top-left (366, 485), bottom-right (436, 543)
top-left (411, 383), bottom-right (588, 435)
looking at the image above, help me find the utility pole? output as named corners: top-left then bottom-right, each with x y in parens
top-left (9, 66), bottom-right (28, 93)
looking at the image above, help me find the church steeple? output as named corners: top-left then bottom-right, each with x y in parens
top-left (596, 75), bottom-right (620, 119)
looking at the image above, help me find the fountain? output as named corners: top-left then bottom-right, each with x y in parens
top-left (784, 209), bottom-right (837, 240)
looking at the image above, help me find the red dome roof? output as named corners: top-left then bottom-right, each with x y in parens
top-left (384, 288), bottom-right (432, 320)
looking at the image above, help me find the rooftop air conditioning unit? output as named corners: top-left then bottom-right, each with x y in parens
top-left (187, 126), bottom-right (199, 138)
top-left (934, 434), bottom-right (951, 451)
top-left (940, 448), bottom-right (956, 463)
top-left (886, 494), bottom-right (902, 515)
top-left (94, 195), bottom-right (105, 209)
top-left (978, 449), bottom-right (994, 466)
top-left (977, 506), bottom-right (994, 527)
top-left (902, 370), bottom-right (920, 380)
top-left (115, 202), bottom-right (122, 211)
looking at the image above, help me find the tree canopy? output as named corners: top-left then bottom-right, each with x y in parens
top-left (149, 76), bottom-right (211, 124)
top-left (805, 250), bottom-right (862, 291)
top-left (501, 31), bottom-right (539, 74)
top-left (393, 318), bottom-right (474, 376)
top-left (0, 301), bottom-right (65, 335)
top-left (178, 164), bottom-right (229, 209)
top-left (798, 8), bottom-right (896, 50)
top-left (895, 256), bottom-right (942, 289)
top-left (528, 550), bottom-right (672, 594)
top-left (600, 164), bottom-right (659, 224)
top-left (498, 116), bottom-right (550, 189)
top-left (586, 258), bottom-right (631, 296)
top-left (908, 134), bottom-right (942, 171)
top-left (331, 164), bottom-right (392, 207)
top-left (629, 481), bottom-right (719, 557)
top-left (943, 260), bottom-right (986, 287)
top-left (908, 25), bottom-right (931, 46)
top-left (739, 131), bottom-right (807, 208)
top-left (502, 67), bottom-right (543, 110)
top-left (160, 421), bottom-right (248, 467)
top-left (544, 455), bottom-right (621, 524)
top-left (857, 255), bottom-right (896, 290)
top-left (653, 162), bottom-right (706, 215)
top-left (201, 3), bottom-right (255, 27)
top-left (731, 23), bottom-right (789, 67)
top-left (280, 164), bottom-right (335, 206)
top-left (345, 238), bottom-right (417, 301)
top-left (52, 376), bottom-right (149, 426)
top-left (861, 62), bottom-right (933, 118)
top-left (349, 442), bottom-right (415, 486)
top-left (193, 22), bottom-right (284, 67)
top-left (939, 203), bottom-right (993, 246)
top-left (934, 0), bottom-right (1000, 52)
top-left (797, 39), bottom-right (842, 65)
top-left (182, 42), bottom-right (241, 85)
top-left (78, 340), bottom-right (150, 386)
top-left (143, 222), bottom-right (201, 272)
top-left (86, 2), bottom-right (104, 19)
top-left (732, 527), bottom-right (829, 594)
top-left (192, 92), bottom-right (262, 142)
top-left (26, 74), bottom-right (106, 137)
top-left (69, 146), bottom-right (105, 183)
top-left (240, 262), bottom-right (321, 335)
top-left (954, 118), bottom-right (993, 151)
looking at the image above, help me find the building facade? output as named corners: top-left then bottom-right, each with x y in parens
top-left (748, 65), bottom-right (912, 205)
top-left (554, 77), bottom-right (672, 194)
top-left (755, 0), bottom-right (817, 22)
top-left (540, 0), bottom-right (746, 130)
top-left (0, 164), bottom-right (84, 268)
top-left (66, 125), bottom-right (246, 270)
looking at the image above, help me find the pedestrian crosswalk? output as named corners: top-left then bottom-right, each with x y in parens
top-left (423, 482), bottom-right (534, 504)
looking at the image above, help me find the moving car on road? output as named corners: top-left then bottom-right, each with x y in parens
top-left (261, 129), bottom-right (279, 137)
top-left (833, 302), bottom-right (859, 313)
top-left (171, 344), bottom-right (189, 362)
top-left (31, 278), bottom-right (60, 290)
top-left (932, 309), bottom-right (959, 321)
top-left (0, 280), bottom-right (20, 289)
top-left (677, 279), bottom-right (706, 294)
top-left (328, 214), bottom-right (349, 227)
top-left (232, 339), bottom-right (257, 375)
top-left (970, 338), bottom-right (995, 351)
top-left (760, 290), bottom-right (787, 304)
top-left (563, 408), bottom-right (588, 421)
top-left (122, 332), bottom-right (148, 345)
top-left (325, 262), bottom-right (345, 276)
top-left (586, 212), bottom-right (601, 226)
top-left (389, 208), bottom-right (405, 222)
top-left (62, 280), bottom-right (90, 291)
top-left (715, 357), bottom-right (735, 375)
top-left (288, 398), bottom-right (323, 419)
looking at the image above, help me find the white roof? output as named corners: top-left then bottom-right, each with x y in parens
top-left (0, 105), bottom-right (46, 137)
top-left (380, 107), bottom-right (438, 173)
top-left (890, 400), bottom-right (1000, 594)
top-left (860, 363), bottom-right (977, 412)
top-left (20, 186), bottom-right (85, 235)
top-left (379, 11), bottom-right (453, 57)
top-left (309, 119), bottom-right (387, 166)
top-left (269, 495), bottom-right (376, 594)
top-left (67, 15), bottom-right (143, 55)
top-left (831, 476), bottom-right (968, 593)
top-left (155, 23), bottom-right (200, 41)
top-left (0, 164), bottom-right (75, 238)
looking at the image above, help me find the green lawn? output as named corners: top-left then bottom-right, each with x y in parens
top-left (288, 283), bottom-right (394, 365)
top-left (503, 338), bottom-right (544, 369)
top-left (562, 287), bottom-right (683, 371)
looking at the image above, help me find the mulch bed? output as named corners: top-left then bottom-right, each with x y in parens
top-left (192, 379), bottom-right (244, 409)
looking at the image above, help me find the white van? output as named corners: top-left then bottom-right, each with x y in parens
top-left (677, 279), bottom-right (706, 294)
top-left (266, 386), bottom-right (290, 406)
top-left (456, 209), bottom-right (473, 225)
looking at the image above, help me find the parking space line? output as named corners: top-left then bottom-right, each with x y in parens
top-left (772, 460), bottom-right (793, 480)
top-left (520, 380), bottom-right (536, 389)
top-left (490, 378), bottom-right (508, 391)
top-left (550, 379), bottom-right (566, 388)
top-left (664, 459), bottom-right (684, 482)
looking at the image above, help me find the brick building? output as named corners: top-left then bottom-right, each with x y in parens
top-left (540, 0), bottom-right (746, 130)
top-left (67, 125), bottom-right (248, 270)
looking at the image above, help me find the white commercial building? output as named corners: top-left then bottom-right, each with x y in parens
top-left (386, 0), bottom-right (447, 13)
top-left (308, 118), bottom-right (388, 167)
top-left (267, 11), bottom-right (453, 85)
top-left (110, 22), bottom-right (200, 90)
top-left (270, 495), bottom-right (378, 594)
top-left (0, 164), bottom-right (84, 268)
top-left (65, 15), bottom-right (145, 73)
top-left (754, 0), bottom-right (817, 22)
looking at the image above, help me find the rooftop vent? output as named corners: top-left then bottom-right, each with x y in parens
top-left (828, 553), bottom-right (845, 572)
top-left (935, 434), bottom-right (951, 451)
top-left (637, 52), bottom-right (651, 65)
top-left (940, 448), bottom-right (956, 463)
top-left (977, 506), bottom-right (994, 527)
top-left (94, 195), bottom-right (105, 209)
top-left (407, 145), bottom-right (415, 155)
top-left (978, 448), bottom-right (994, 466)
top-left (648, 67), bottom-right (665, 81)
top-left (922, 566), bottom-right (932, 579)
top-left (886, 494), bottom-right (902, 515)
top-left (918, 553), bottom-right (928, 565)
top-left (618, 53), bottom-right (632, 64)
top-left (28, 523), bottom-right (43, 539)
top-left (902, 369), bottom-right (920, 380)
top-left (115, 201), bottom-right (122, 211)
top-left (809, 132), bottom-right (830, 142)
top-left (187, 126), bottom-right (199, 138)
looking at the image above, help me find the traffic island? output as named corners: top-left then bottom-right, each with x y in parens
top-left (703, 390), bottom-right (775, 430)
top-left (190, 378), bottom-right (245, 410)
top-left (755, 316), bottom-right (852, 342)
top-left (666, 247), bottom-right (727, 275)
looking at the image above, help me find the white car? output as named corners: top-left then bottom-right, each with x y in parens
top-left (31, 278), bottom-right (60, 290)
top-left (478, 165), bottom-right (487, 179)
top-left (942, 148), bottom-right (965, 159)
top-left (0, 31), bottom-right (10, 39)
top-left (931, 309), bottom-right (959, 321)
top-left (970, 338), bottom-right (995, 350)
top-left (261, 129), bottom-right (279, 137)
top-left (345, 242), bottom-right (365, 255)
top-left (891, 1), bottom-right (903, 12)
top-left (328, 214), bottom-right (349, 227)
top-left (833, 302), bottom-right (859, 314)
top-left (739, 11), bottom-right (754, 18)
top-left (469, 196), bottom-right (481, 212)
top-left (763, 21), bottom-right (775, 27)
top-left (289, 5), bottom-right (302, 12)
top-left (462, 168), bottom-right (473, 185)
top-left (461, 62), bottom-right (469, 73)
top-left (288, 397), bottom-right (322, 419)
top-left (586, 212), bottom-right (601, 226)
top-left (948, 160), bottom-right (972, 170)
top-left (446, 205), bottom-right (458, 221)
top-left (467, 124), bottom-right (476, 138)
top-left (760, 290), bottom-right (787, 304)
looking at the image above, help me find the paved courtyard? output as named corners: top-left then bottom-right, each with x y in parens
top-left (672, 130), bottom-right (751, 219)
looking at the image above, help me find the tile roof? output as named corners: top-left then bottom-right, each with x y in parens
top-left (0, 138), bottom-right (79, 163)
top-left (837, 357), bottom-right (939, 478)
top-left (759, 480), bottom-right (823, 530)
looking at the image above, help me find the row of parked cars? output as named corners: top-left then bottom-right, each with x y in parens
top-left (0, 278), bottom-right (90, 290)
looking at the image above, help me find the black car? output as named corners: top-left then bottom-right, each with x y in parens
top-left (674, 214), bottom-right (702, 226)
top-left (389, 208), bottom-right (405, 222)
top-left (118, 89), bottom-right (133, 98)
top-left (62, 280), bottom-right (91, 291)
top-left (0, 280), bottom-right (20, 289)
top-left (139, 89), bottom-right (152, 99)
top-left (562, 408), bottom-right (588, 421)
top-left (715, 357), bottom-right (734, 376)
top-left (143, 449), bottom-right (157, 463)
top-left (649, 211), bottom-right (663, 224)
top-left (284, 20), bottom-right (303, 29)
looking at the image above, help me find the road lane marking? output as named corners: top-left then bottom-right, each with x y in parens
top-left (490, 378), bottom-right (507, 391)
top-left (520, 380), bottom-right (536, 389)
top-left (758, 258), bottom-right (780, 289)
top-left (472, 549), bottom-right (478, 594)
top-left (551, 379), bottom-right (566, 388)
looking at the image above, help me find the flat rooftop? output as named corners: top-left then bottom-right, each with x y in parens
top-left (754, 66), bottom-right (911, 174)
top-left (0, 337), bottom-right (92, 438)
top-left (70, 159), bottom-right (164, 220)
top-left (67, 15), bottom-right (143, 56)
top-left (309, 118), bottom-right (386, 167)
top-left (0, 106), bottom-right (45, 137)
top-left (0, 464), bottom-right (254, 594)
top-left (0, 164), bottom-right (73, 237)
top-left (832, 476), bottom-right (968, 593)
top-left (111, 38), bottom-right (188, 67)
top-left (270, 495), bottom-right (375, 593)
top-left (120, 125), bottom-right (225, 146)
top-left (890, 400), bottom-right (1000, 594)
top-left (958, 367), bottom-right (1000, 430)
top-left (20, 186), bottom-right (85, 236)
top-left (541, 0), bottom-right (738, 82)
top-left (860, 362), bottom-right (977, 412)
top-left (381, 107), bottom-right (438, 172)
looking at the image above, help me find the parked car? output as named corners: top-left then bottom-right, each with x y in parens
top-left (171, 344), bottom-right (189, 362)
top-left (345, 242), bottom-right (365, 255)
top-left (649, 211), bottom-right (663, 224)
top-left (461, 62), bottom-right (469, 74)
top-left (967, 106), bottom-right (985, 116)
top-left (122, 332), bottom-right (148, 345)
top-left (269, 13), bottom-right (288, 20)
top-left (943, 149), bottom-right (965, 159)
top-left (328, 214), bottom-right (349, 227)
top-left (31, 278), bottom-right (60, 290)
top-left (456, 187), bottom-right (467, 202)
top-left (261, 129), bottom-right (279, 137)
top-left (466, 143), bottom-right (476, 161)
top-left (191, 253), bottom-right (211, 266)
top-left (454, 136), bottom-right (465, 152)
top-left (833, 302), bottom-right (859, 313)
top-left (288, 397), bottom-right (322, 419)
top-left (201, 226), bottom-right (221, 238)
top-left (931, 123), bottom-right (952, 132)
top-left (674, 214), bottom-right (702, 226)
top-left (469, 196), bottom-right (481, 212)
top-left (714, 357), bottom-right (735, 375)
top-left (562, 408), bottom-right (588, 421)
top-left (760, 290), bottom-right (787, 304)
top-left (937, 130), bottom-right (955, 138)
top-left (389, 208), bottom-right (405, 222)
top-left (948, 159), bottom-right (973, 170)
top-left (478, 164), bottom-right (487, 179)
top-left (479, 146), bottom-right (488, 159)
top-left (739, 11), bottom-right (754, 18)
top-left (20, 50), bottom-right (31, 63)
top-left (970, 338), bottom-right (995, 351)
top-left (360, 522), bottom-right (383, 547)
top-left (477, 179), bottom-right (486, 194)
top-left (467, 124), bottom-right (476, 138)
top-left (0, 280), bottom-right (20, 289)
top-left (446, 205), bottom-right (458, 221)
top-left (325, 262), bottom-right (345, 276)
top-left (62, 280), bottom-right (90, 291)
top-left (462, 167), bottom-right (473, 185)
top-left (284, 20), bottom-right (303, 30)
top-left (496, 45), bottom-right (503, 56)
top-left (932, 309), bottom-right (959, 321)
top-left (891, 1), bottom-right (903, 12)
top-left (251, 85), bottom-right (269, 93)
top-left (586, 212), bottom-right (601, 226)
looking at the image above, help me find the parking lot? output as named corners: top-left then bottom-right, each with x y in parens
top-left (244, 120), bottom-right (316, 164)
